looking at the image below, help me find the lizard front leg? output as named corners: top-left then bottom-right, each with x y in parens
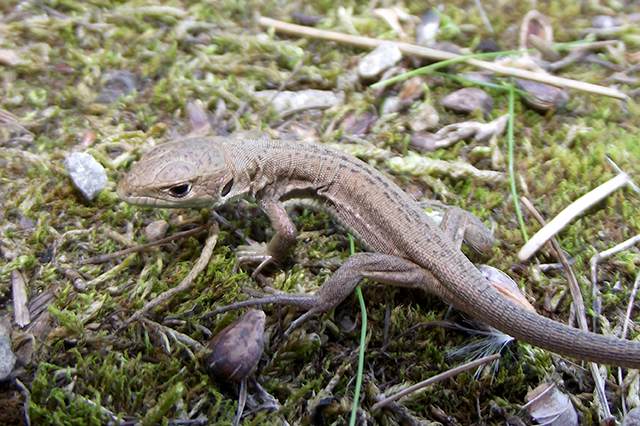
top-left (236, 197), bottom-right (298, 276)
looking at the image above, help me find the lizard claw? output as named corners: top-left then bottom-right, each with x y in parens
top-left (236, 243), bottom-right (275, 277)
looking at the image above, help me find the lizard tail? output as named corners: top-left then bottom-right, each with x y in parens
top-left (438, 263), bottom-right (640, 368)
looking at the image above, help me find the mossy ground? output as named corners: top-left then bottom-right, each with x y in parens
top-left (1, 0), bottom-right (640, 425)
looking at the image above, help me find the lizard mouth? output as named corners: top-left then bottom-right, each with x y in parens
top-left (116, 178), bottom-right (157, 206)
top-left (116, 181), bottom-right (150, 206)
top-left (116, 179), bottom-right (134, 202)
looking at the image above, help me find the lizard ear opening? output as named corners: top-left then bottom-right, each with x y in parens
top-left (168, 183), bottom-right (192, 198)
top-left (221, 178), bottom-right (233, 196)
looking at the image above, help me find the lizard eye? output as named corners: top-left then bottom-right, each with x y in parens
top-left (168, 183), bottom-right (191, 198)
top-left (220, 178), bottom-right (233, 197)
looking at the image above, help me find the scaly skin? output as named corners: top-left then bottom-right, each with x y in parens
top-left (118, 136), bottom-right (640, 368)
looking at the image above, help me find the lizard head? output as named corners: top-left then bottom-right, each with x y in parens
top-left (117, 137), bottom-right (237, 208)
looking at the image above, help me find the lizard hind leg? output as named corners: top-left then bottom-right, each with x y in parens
top-left (437, 205), bottom-right (494, 253)
top-left (286, 253), bottom-right (439, 334)
top-left (208, 252), bottom-right (435, 336)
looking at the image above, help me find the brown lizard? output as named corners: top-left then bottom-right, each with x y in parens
top-left (117, 136), bottom-right (640, 368)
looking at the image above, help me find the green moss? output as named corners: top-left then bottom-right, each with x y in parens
top-left (3, 0), bottom-right (640, 424)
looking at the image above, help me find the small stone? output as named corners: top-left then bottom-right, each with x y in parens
top-left (337, 313), bottom-right (357, 333)
top-left (415, 9), bottom-right (440, 46)
top-left (339, 111), bottom-right (376, 135)
top-left (291, 13), bottom-right (323, 27)
top-left (64, 152), bottom-right (108, 200)
top-left (0, 319), bottom-right (16, 381)
top-left (206, 310), bottom-right (266, 381)
top-left (440, 88), bottom-right (493, 116)
top-left (380, 95), bottom-right (401, 116)
top-left (592, 15), bottom-right (615, 29)
top-left (95, 71), bottom-right (138, 104)
top-left (399, 76), bottom-right (425, 102)
top-left (516, 79), bottom-right (569, 112)
top-left (255, 89), bottom-right (342, 113)
top-left (476, 38), bottom-right (499, 53)
top-left (18, 213), bottom-right (35, 231)
top-left (459, 72), bottom-right (494, 85)
top-left (358, 41), bottom-right (402, 79)
top-left (145, 220), bottom-right (169, 241)
top-left (0, 49), bottom-right (19, 67)
top-left (336, 71), bottom-right (359, 92)
top-left (408, 102), bottom-right (439, 132)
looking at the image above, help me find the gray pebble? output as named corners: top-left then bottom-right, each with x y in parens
top-left (440, 88), bottom-right (493, 116)
top-left (64, 152), bottom-right (108, 200)
top-left (358, 41), bottom-right (402, 79)
top-left (0, 321), bottom-right (16, 381)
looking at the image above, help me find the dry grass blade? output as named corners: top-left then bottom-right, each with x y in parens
top-left (520, 197), bottom-right (612, 420)
top-left (590, 234), bottom-right (640, 291)
top-left (519, 172), bottom-right (634, 262)
top-left (590, 235), bottom-right (640, 409)
top-left (371, 354), bottom-right (500, 411)
top-left (0, 109), bottom-right (20, 123)
top-left (79, 222), bottom-right (216, 265)
top-left (117, 223), bottom-right (219, 332)
top-left (621, 272), bottom-right (640, 341)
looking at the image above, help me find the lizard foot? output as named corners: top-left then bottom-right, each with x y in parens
top-left (236, 242), bottom-right (275, 277)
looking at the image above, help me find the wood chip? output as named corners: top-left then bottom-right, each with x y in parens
top-left (11, 270), bottom-right (30, 327)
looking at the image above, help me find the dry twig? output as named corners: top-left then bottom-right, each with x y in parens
top-left (117, 223), bottom-right (219, 332)
top-left (257, 16), bottom-right (628, 100)
top-left (520, 197), bottom-right (612, 420)
top-left (79, 222), bottom-right (216, 265)
top-left (519, 172), bottom-right (635, 262)
top-left (371, 354), bottom-right (501, 411)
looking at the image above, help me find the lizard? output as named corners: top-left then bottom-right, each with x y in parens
top-left (117, 136), bottom-right (640, 368)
